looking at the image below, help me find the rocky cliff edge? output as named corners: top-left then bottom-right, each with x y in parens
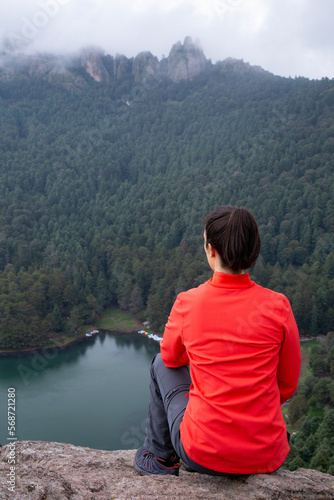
top-left (1, 441), bottom-right (334, 499)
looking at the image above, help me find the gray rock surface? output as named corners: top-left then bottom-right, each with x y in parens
top-left (167, 36), bottom-right (207, 82)
top-left (132, 52), bottom-right (160, 84)
top-left (113, 54), bottom-right (132, 81)
top-left (80, 48), bottom-right (110, 83)
top-left (1, 441), bottom-right (334, 499)
top-left (1, 38), bottom-right (269, 89)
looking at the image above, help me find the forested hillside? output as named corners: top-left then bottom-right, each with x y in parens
top-left (0, 46), bottom-right (333, 349)
top-left (284, 334), bottom-right (334, 475)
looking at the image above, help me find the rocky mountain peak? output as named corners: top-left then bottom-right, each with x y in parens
top-left (167, 36), bottom-right (208, 82)
top-left (0, 38), bottom-right (266, 88)
top-left (80, 46), bottom-right (109, 83)
top-left (132, 51), bottom-right (159, 83)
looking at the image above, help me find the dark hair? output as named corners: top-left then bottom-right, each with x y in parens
top-left (204, 206), bottom-right (261, 272)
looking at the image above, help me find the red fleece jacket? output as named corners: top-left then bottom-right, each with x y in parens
top-left (160, 272), bottom-right (301, 474)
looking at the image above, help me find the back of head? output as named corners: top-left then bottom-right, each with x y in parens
top-left (204, 206), bottom-right (261, 273)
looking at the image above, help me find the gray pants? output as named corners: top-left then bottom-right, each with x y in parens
top-left (143, 353), bottom-right (228, 475)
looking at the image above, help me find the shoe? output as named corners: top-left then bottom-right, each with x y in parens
top-left (134, 447), bottom-right (180, 476)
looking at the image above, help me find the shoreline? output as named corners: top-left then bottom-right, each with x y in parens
top-left (0, 329), bottom-right (140, 356)
top-left (0, 307), bottom-right (146, 356)
top-left (0, 333), bottom-right (86, 356)
top-left (0, 320), bottom-right (146, 357)
top-left (0, 333), bottom-right (318, 356)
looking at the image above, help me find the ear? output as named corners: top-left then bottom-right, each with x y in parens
top-left (208, 243), bottom-right (216, 257)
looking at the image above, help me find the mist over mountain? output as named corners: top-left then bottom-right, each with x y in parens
top-left (0, 36), bottom-right (266, 85)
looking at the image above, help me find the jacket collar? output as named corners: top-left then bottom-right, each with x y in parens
top-left (208, 272), bottom-right (254, 289)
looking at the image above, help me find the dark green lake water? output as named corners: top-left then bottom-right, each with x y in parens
top-left (0, 332), bottom-right (159, 450)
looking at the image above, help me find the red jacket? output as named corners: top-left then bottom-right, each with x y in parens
top-left (160, 272), bottom-right (301, 474)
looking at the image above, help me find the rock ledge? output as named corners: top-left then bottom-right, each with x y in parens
top-left (1, 441), bottom-right (333, 499)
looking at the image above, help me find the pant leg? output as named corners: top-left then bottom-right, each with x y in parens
top-left (142, 353), bottom-right (234, 476)
top-left (143, 353), bottom-right (191, 460)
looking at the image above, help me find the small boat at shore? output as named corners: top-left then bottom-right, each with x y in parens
top-left (85, 330), bottom-right (99, 337)
top-left (147, 334), bottom-right (163, 342)
top-left (138, 330), bottom-right (162, 342)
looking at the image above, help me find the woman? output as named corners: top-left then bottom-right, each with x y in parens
top-left (134, 206), bottom-right (301, 476)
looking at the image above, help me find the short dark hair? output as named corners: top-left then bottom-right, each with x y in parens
top-left (204, 206), bottom-right (261, 272)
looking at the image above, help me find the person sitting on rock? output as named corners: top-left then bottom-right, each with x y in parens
top-left (134, 205), bottom-right (301, 476)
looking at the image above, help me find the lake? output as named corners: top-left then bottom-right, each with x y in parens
top-left (0, 331), bottom-right (160, 450)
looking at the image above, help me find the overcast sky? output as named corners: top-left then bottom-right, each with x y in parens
top-left (1, 0), bottom-right (333, 79)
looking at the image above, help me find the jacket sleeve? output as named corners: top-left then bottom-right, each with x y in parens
top-left (277, 297), bottom-right (301, 405)
top-left (160, 294), bottom-right (189, 367)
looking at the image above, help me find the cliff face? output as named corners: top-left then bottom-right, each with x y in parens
top-left (106, 36), bottom-right (208, 83)
top-left (0, 37), bottom-right (210, 86)
top-left (167, 36), bottom-right (208, 82)
top-left (0, 37), bottom-right (271, 87)
top-left (132, 51), bottom-right (160, 83)
top-left (113, 53), bottom-right (132, 81)
top-left (80, 48), bottom-right (110, 83)
top-left (1, 441), bottom-right (333, 500)
top-left (0, 53), bottom-right (89, 92)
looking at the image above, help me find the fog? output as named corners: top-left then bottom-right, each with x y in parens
top-left (0, 0), bottom-right (333, 79)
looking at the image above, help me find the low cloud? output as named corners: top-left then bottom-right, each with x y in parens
top-left (0, 0), bottom-right (333, 79)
